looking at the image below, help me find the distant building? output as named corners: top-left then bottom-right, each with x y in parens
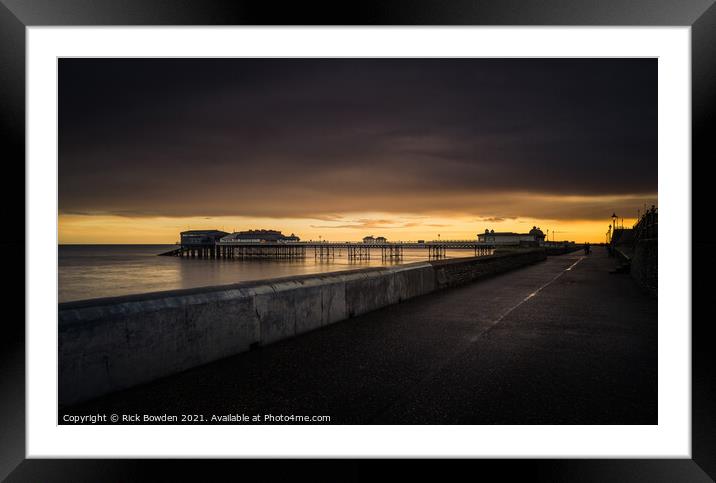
top-left (180, 230), bottom-right (229, 247)
top-left (477, 226), bottom-right (546, 245)
top-left (220, 229), bottom-right (301, 243)
top-left (363, 235), bottom-right (388, 244)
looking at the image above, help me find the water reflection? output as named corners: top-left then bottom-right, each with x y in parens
top-left (59, 245), bottom-right (479, 303)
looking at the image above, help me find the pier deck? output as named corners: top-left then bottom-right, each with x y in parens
top-left (64, 247), bottom-right (656, 424)
top-left (164, 240), bottom-right (501, 259)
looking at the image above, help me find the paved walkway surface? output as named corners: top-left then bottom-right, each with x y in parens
top-left (65, 247), bottom-right (657, 424)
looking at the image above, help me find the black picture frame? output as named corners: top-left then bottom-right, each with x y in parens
top-left (2, 1), bottom-right (713, 481)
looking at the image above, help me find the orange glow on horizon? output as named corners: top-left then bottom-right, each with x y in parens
top-left (58, 213), bottom-right (636, 245)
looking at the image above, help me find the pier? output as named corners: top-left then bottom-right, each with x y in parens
top-left (161, 240), bottom-right (498, 260)
top-left (156, 228), bottom-right (572, 261)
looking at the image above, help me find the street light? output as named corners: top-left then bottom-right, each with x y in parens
top-left (611, 212), bottom-right (618, 230)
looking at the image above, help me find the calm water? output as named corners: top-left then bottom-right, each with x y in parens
top-left (59, 245), bottom-right (480, 303)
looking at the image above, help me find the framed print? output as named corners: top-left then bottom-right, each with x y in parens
top-left (2, 0), bottom-right (714, 480)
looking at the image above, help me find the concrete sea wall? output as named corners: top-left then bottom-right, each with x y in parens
top-left (59, 249), bottom-right (546, 405)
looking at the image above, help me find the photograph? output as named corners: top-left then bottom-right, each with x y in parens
top-left (5, 0), bottom-right (714, 478)
top-left (57, 57), bottom-right (658, 425)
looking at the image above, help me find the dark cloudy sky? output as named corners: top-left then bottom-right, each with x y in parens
top-left (58, 58), bottom-right (657, 243)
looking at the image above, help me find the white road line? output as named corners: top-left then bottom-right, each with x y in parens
top-left (495, 256), bottom-right (586, 324)
top-left (384, 255), bottom-right (590, 415)
top-left (565, 257), bottom-right (584, 271)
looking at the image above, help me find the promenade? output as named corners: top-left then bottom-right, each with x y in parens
top-left (64, 247), bottom-right (657, 424)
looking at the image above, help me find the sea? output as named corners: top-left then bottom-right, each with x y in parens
top-left (58, 244), bottom-right (480, 303)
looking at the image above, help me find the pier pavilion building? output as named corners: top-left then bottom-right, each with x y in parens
top-left (220, 229), bottom-right (300, 243)
top-left (180, 229), bottom-right (229, 247)
top-left (363, 236), bottom-right (388, 244)
top-left (478, 226), bottom-right (546, 245)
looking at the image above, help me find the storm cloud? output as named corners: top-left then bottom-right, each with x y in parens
top-left (59, 58), bottom-right (656, 221)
